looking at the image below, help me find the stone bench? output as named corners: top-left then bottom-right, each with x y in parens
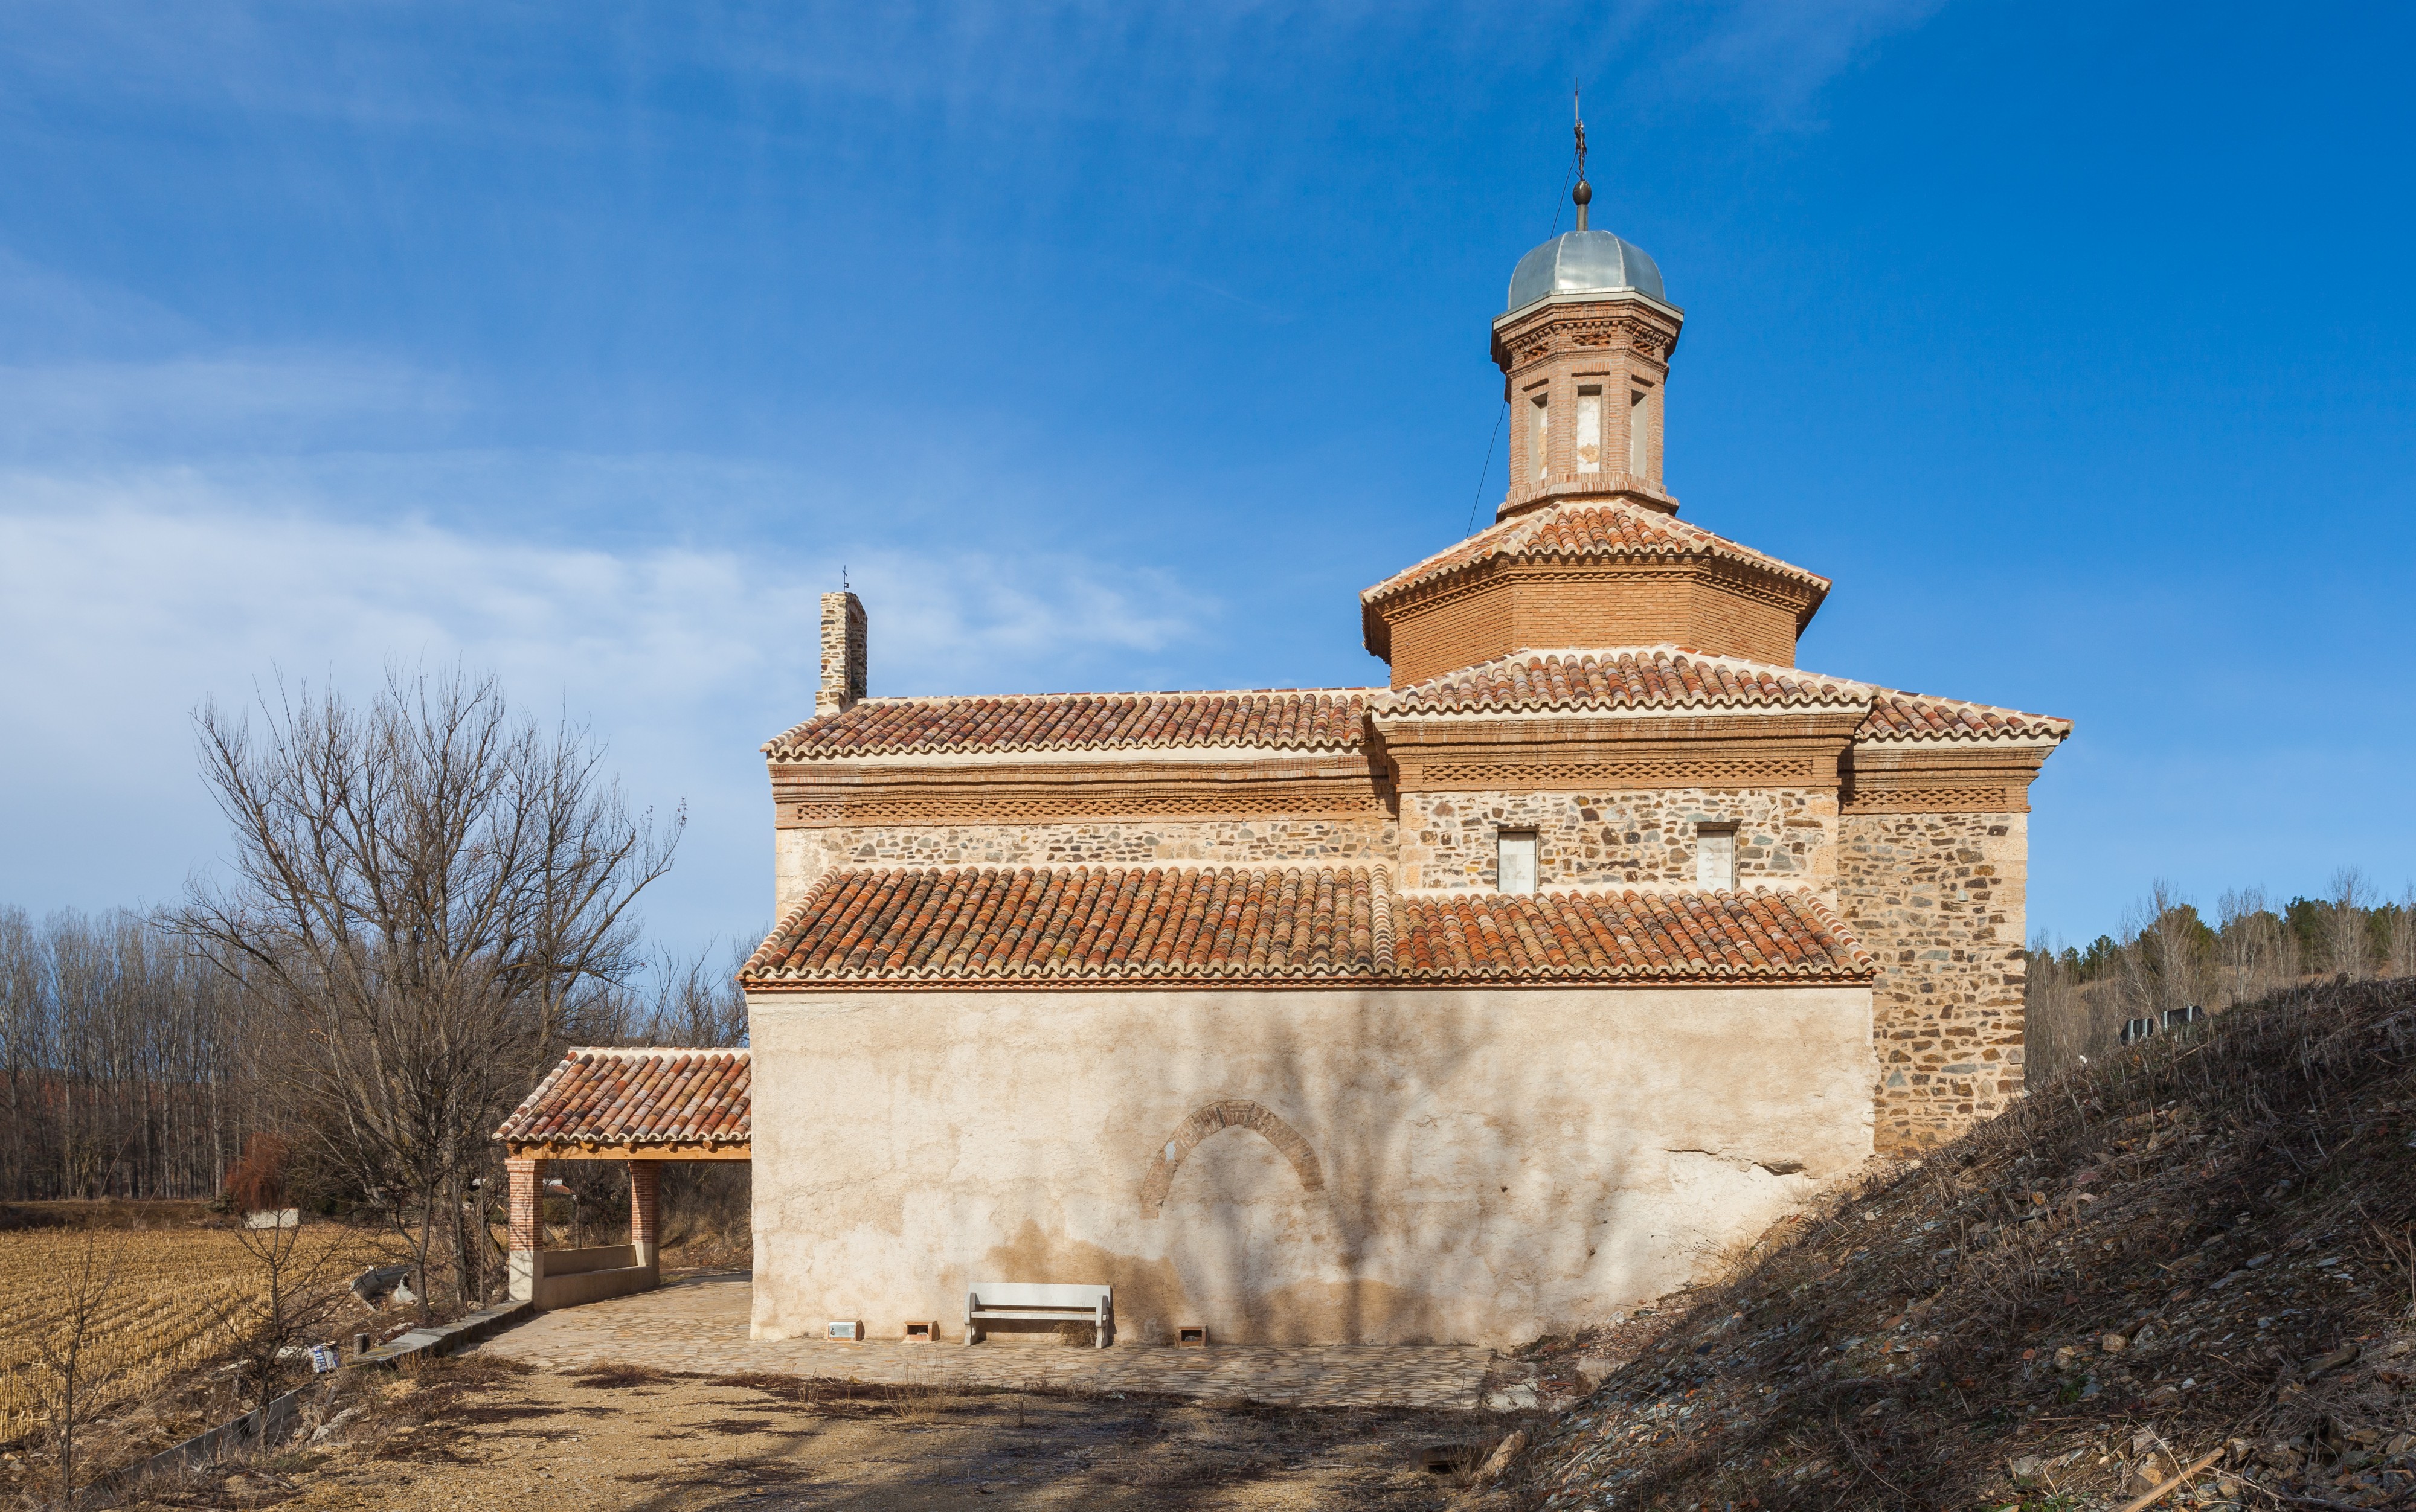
top-left (965, 1281), bottom-right (1111, 1347)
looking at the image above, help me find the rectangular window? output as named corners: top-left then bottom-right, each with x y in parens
top-left (1528, 393), bottom-right (1549, 481)
top-left (1497, 830), bottom-right (1538, 895)
top-left (1575, 386), bottom-right (1602, 473)
top-left (1629, 388), bottom-right (1650, 475)
top-left (1695, 822), bottom-right (1736, 891)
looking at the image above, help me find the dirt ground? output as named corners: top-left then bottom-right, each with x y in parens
top-left (122, 1355), bottom-right (1516, 1511)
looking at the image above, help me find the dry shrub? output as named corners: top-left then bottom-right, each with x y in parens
top-left (885, 1365), bottom-right (960, 1424)
top-left (710, 1371), bottom-right (816, 1404)
top-left (222, 1133), bottom-right (291, 1215)
top-left (565, 1361), bottom-right (675, 1389)
top-left (1054, 1321), bottom-right (1096, 1348)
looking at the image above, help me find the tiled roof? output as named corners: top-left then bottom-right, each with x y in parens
top-left (1361, 499), bottom-right (1831, 607)
top-left (1385, 647), bottom-right (1869, 716)
top-left (1859, 690), bottom-right (2072, 744)
top-left (740, 865), bottom-right (1875, 988)
top-left (763, 688), bottom-right (1375, 761)
top-left (1394, 887), bottom-right (1874, 983)
top-left (1383, 646), bottom-right (2069, 744)
top-left (742, 865), bottom-right (1381, 984)
top-left (494, 1048), bottom-right (750, 1149)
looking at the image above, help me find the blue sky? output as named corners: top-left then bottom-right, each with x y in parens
top-left (2, 1), bottom-right (2410, 955)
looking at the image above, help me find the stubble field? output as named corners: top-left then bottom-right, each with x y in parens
top-left (0, 1221), bottom-right (404, 1444)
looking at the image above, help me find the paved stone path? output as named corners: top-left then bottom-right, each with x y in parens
top-left (480, 1271), bottom-right (1504, 1410)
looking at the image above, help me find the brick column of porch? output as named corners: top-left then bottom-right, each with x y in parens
top-left (506, 1156), bottom-right (547, 1303)
top-left (628, 1161), bottom-right (661, 1273)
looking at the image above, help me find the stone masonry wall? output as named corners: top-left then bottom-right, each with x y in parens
top-left (1395, 787), bottom-right (1836, 894)
top-left (1834, 810), bottom-right (2028, 1153)
top-left (774, 816), bottom-right (1397, 918)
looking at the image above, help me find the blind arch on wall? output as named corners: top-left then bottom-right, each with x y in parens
top-left (1138, 1099), bottom-right (1325, 1219)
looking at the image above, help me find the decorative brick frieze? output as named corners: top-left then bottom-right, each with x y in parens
top-left (1377, 710), bottom-right (1864, 796)
top-left (1834, 810), bottom-right (2029, 1152)
top-left (1418, 756), bottom-right (1814, 788)
top-left (1396, 786), bottom-right (1837, 893)
top-left (1841, 742), bottom-right (2055, 816)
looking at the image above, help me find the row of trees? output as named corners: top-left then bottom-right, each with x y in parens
top-left (0, 906), bottom-right (252, 1202)
top-left (4, 669), bottom-right (748, 1312)
top-left (2026, 870), bottom-right (2416, 1080)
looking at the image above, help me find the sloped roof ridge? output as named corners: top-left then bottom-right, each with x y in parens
top-left (1859, 684), bottom-right (2074, 744)
top-left (1382, 644), bottom-right (1875, 717)
top-left (493, 1045), bottom-right (751, 1147)
top-left (740, 865), bottom-right (1874, 987)
top-left (742, 862), bottom-right (1386, 986)
top-left (1390, 885), bottom-right (1874, 983)
top-left (1361, 498), bottom-right (1831, 606)
top-left (762, 684), bottom-right (1378, 759)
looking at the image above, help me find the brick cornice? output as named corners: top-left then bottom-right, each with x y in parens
top-left (1375, 556), bottom-right (1824, 632)
top-left (1366, 556), bottom-right (1825, 679)
top-left (504, 1140), bottom-right (751, 1161)
top-left (1840, 743), bottom-right (2053, 815)
top-left (1375, 710), bottom-right (1865, 793)
top-left (1491, 300), bottom-right (1683, 372)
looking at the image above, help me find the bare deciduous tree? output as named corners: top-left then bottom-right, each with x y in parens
top-left (2113, 880), bottom-right (2212, 1027)
top-left (2388, 886), bottom-right (2416, 981)
top-left (178, 667), bottom-right (680, 1313)
top-left (2330, 867), bottom-right (2375, 980)
top-left (2217, 886), bottom-right (2293, 1006)
top-left (31, 1231), bottom-right (125, 1507)
top-left (214, 1214), bottom-right (358, 1415)
top-left (0, 906), bottom-right (252, 1204)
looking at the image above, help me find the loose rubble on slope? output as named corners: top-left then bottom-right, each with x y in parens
top-left (1467, 978), bottom-right (2416, 1511)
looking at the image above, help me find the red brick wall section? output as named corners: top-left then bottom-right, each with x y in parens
top-left (1834, 810), bottom-right (2028, 1152)
top-left (507, 1157), bottom-right (547, 1252)
top-left (628, 1161), bottom-right (660, 1251)
top-left (1380, 568), bottom-right (1804, 687)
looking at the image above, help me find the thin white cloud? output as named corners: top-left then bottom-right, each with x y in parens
top-left (0, 470), bottom-right (1212, 944)
top-left (1654, 0), bottom-right (1951, 119)
top-left (0, 2), bottom-right (1953, 142)
top-left (0, 357), bottom-right (463, 453)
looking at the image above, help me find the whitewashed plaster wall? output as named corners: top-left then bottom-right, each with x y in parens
top-left (746, 984), bottom-right (1876, 1348)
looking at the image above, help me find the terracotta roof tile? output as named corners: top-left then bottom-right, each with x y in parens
top-left (1393, 888), bottom-right (1873, 983)
top-left (1386, 646), bottom-right (1869, 716)
top-left (1859, 689), bottom-right (2072, 743)
top-left (1361, 499), bottom-right (1831, 607)
top-left (742, 865), bottom-right (1381, 984)
top-left (740, 865), bottom-right (1874, 987)
top-left (493, 1048), bottom-right (750, 1148)
top-left (763, 688), bottom-right (1375, 761)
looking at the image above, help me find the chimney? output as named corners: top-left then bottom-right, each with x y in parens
top-left (817, 591), bottom-right (867, 716)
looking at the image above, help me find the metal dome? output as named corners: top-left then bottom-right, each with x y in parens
top-left (1505, 228), bottom-right (1666, 313)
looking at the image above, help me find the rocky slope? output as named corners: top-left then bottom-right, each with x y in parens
top-left (1478, 978), bottom-right (2416, 1510)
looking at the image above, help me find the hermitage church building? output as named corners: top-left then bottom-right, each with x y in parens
top-left (501, 173), bottom-right (2067, 1348)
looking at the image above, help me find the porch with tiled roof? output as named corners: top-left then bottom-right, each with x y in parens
top-left (493, 1048), bottom-right (751, 1310)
